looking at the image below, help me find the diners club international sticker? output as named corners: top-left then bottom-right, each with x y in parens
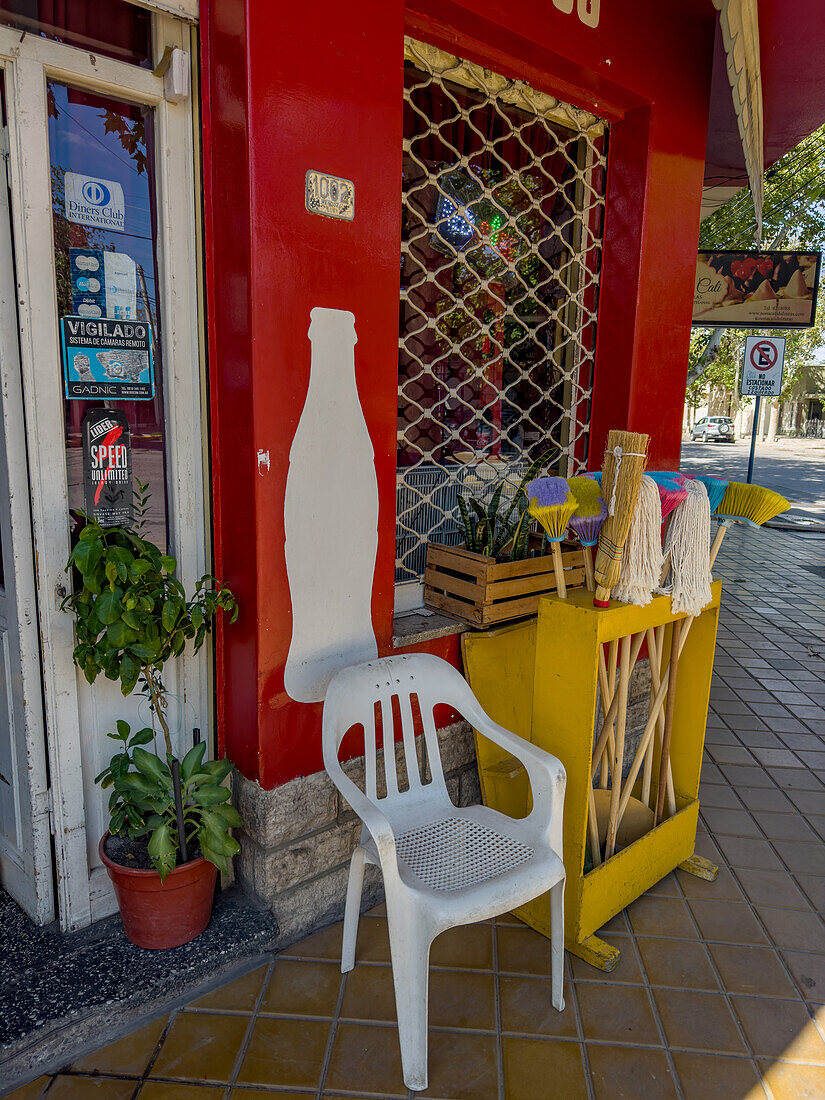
top-left (82, 409), bottom-right (133, 527)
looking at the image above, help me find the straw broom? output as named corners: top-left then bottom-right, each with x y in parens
top-left (593, 430), bottom-right (649, 607)
top-left (526, 477), bottom-right (578, 598)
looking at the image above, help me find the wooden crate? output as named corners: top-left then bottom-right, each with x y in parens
top-left (423, 541), bottom-right (586, 628)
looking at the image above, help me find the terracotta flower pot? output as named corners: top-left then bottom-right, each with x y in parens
top-left (99, 833), bottom-right (217, 949)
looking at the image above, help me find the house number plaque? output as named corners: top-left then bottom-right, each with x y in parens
top-left (305, 170), bottom-right (354, 221)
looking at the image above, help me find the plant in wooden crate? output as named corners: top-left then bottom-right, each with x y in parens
top-left (61, 491), bottom-right (239, 948)
top-left (425, 454), bottom-right (586, 627)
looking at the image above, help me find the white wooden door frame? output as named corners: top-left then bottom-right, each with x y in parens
top-left (0, 119), bottom-right (54, 926)
top-left (0, 14), bottom-right (208, 931)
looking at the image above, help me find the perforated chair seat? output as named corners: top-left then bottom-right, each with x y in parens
top-left (396, 815), bottom-right (532, 892)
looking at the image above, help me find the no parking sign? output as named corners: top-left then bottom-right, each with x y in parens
top-left (741, 335), bottom-right (785, 397)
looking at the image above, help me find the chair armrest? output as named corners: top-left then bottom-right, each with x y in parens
top-left (461, 697), bottom-right (566, 841)
top-left (326, 762), bottom-right (400, 869)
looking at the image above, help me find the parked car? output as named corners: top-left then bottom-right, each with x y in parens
top-left (690, 416), bottom-right (736, 443)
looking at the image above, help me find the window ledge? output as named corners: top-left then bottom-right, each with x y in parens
top-left (392, 609), bottom-right (470, 648)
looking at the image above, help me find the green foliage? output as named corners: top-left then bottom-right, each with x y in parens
top-left (62, 513), bottom-right (240, 881)
top-left (456, 451), bottom-right (552, 561)
top-left (63, 518), bottom-right (237, 697)
top-left (95, 723), bottom-right (241, 882)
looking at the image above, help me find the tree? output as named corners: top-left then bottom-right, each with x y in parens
top-left (688, 125), bottom-right (825, 393)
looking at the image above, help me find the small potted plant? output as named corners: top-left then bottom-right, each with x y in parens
top-left (62, 507), bottom-right (239, 949)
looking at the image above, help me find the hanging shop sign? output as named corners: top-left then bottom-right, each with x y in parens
top-left (82, 409), bottom-right (133, 527)
top-left (70, 249), bottom-right (138, 320)
top-left (60, 316), bottom-right (154, 400)
top-left (740, 335), bottom-right (785, 397)
top-left (693, 250), bottom-right (821, 329)
top-left (65, 172), bottom-right (126, 233)
top-left (305, 171), bottom-right (355, 221)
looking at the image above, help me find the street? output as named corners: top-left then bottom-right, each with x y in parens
top-left (680, 437), bottom-right (825, 520)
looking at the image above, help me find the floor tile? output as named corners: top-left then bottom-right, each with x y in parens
top-left (499, 975), bottom-right (579, 1037)
top-left (428, 968), bottom-right (496, 1030)
top-left (758, 906), bottom-right (825, 952)
top-left (44, 1079), bottom-right (137, 1100)
top-left (586, 1044), bottom-right (678, 1099)
top-left (501, 1037), bottom-right (588, 1100)
top-left (737, 787), bottom-right (794, 812)
top-left (141, 1086), bottom-right (226, 1100)
top-left (797, 874), bottom-right (825, 911)
top-left (188, 965), bottom-right (268, 1013)
top-left (431, 923), bottom-right (494, 970)
top-left (757, 1059), bottom-right (825, 1100)
top-left (150, 1012), bottom-right (249, 1082)
top-left (495, 923), bottom-right (551, 975)
top-left (720, 766), bottom-right (775, 789)
top-left (687, 900), bottom-right (768, 945)
top-left (732, 996), bottom-right (825, 1060)
top-left (736, 868), bottom-right (813, 910)
top-left (652, 988), bottom-right (746, 1053)
top-left (750, 811), bottom-right (817, 843)
top-left (788, 790), bottom-right (825, 815)
top-left (769, 768), bottom-right (824, 791)
top-left (671, 1052), bottom-right (766, 1100)
top-left (283, 921), bottom-right (343, 960)
top-left (782, 950), bottom-right (825, 1001)
top-left (773, 840), bottom-right (825, 876)
top-left (676, 862), bottom-right (744, 902)
top-left (569, 941), bottom-right (643, 985)
top-left (698, 784), bottom-right (741, 809)
top-left (636, 936), bottom-right (719, 991)
top-left (340, 963), bottom-right (397, 1022)
top-left (707, 943), bottom-right (798, 998)
top-left (417, 1029), bottom-right (498, 1099)
top-left (72, 1016), bottom-right (168, 1075)
top-left (750, 748), bottom-right (802, 768)
top-left (701, 807), bottom-right (762, 838)
top-left (575, 983), bottom-right (660, 1045)
top-left (715, 836), bottom-right (784, 872)
top-left (627, 895), bottom-right (696, 939)
top-left (236, 1017), bottom-right (330, 1089)
top-left (261, 958), bottom-right (341, 1017)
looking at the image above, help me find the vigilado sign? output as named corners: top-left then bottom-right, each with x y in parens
top-left (65, 172), bottom-right (125, 233)
top-left (741, 335), bottom-right (786, 397)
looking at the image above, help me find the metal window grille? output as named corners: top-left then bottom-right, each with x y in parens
top-left (397, 38), bottom-right (609, 583)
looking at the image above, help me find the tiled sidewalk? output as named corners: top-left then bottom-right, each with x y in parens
top-left (8, 526), bottom-right (825, 1100)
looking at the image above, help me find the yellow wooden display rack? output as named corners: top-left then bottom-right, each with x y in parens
top-left (462, 582), bottom-right (722, 971)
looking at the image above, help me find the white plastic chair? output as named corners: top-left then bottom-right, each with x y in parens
top-left (322, 653), bottom-right (566, 1092)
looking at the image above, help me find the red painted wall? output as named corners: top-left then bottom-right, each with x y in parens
top-left (201, 0), bottom-right (716, 788)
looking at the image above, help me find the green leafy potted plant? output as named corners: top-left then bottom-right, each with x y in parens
top-left (62, 508), bottom-right (239, 949)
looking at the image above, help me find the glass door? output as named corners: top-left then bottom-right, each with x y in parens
top-left (0, 10), bottom-right (207, 930)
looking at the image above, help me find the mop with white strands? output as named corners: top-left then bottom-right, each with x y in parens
top-left (658, 478), bottom-right (712, 616)
top-left (612, 475), bottom-right (665, 607)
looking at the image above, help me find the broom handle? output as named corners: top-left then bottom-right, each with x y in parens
top-left (583, 546), bottom-right (595, 591)
top-left (596, 644), bottom-right (614, 789)
top-left (587, 787), bottom-right (602, 867)
top-left (655, 619), bottom-right (682, 825)
top-left (604, 635), bottom-right (631, 859)
top-left (552, 541), bottom-right (567, 598)
top-left (590, 632), bottom-right (645, 782)
top-left (641, 626), bottom-right (662, 805)
top-left (709, 521), bottom-right (729, 569)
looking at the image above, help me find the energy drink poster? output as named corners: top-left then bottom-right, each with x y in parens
top-left (82, 410), bottom-right (133, 527)
top-left (693, 250), bottom-right (821, 329)
top-left (61, 316), bottom-right (154, 400)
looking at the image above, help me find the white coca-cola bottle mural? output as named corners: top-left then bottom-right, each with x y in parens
top-left (284, 307), bottom-right (379, 702)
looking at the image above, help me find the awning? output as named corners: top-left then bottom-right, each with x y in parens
top-left (711, 0), bottom-right (763, 240)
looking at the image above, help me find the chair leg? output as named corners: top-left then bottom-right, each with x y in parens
top-left (550, 878), bottom-right (565, 1012)
top-left (386, 905), bottom-right (432, 1092)
top-left (341, 846), bottom-right (366, 973)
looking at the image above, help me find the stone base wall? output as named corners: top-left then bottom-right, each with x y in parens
top-left (234, 658), bottom-right (651, 948)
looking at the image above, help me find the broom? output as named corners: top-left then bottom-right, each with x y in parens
top-left (612, 475), bottom-right (664, 606)
top-left (567, 475), bottom-right (607, 591)
top-left (526, 477), bottom-right (578, 598)
top-left (647, 471), bottom-right (688, 522)
top-left (593, 430), bottom-right (649, 606)
top-left (711, 482), bottom-right (791, 566)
